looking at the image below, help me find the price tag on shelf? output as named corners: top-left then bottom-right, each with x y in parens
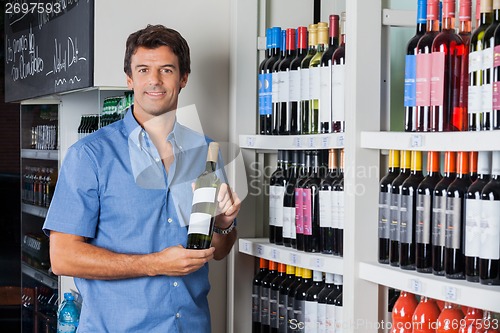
top-left (410, 135), bottom-right (423, 148)
top-left (337, 134), bottom-right (345, 147)
top-left (312, 257), bottom-right (324, 269)
top-left (271, 249), bottom-right (280, 260)
top-left (409, 279), bottom-right (422, 294)
top-left (444, 286), bottom-right (458, 301)
top-left (293, 137), bottom-right (302, 148)
top-left (290, 253), bottom-right (300, 266)
top-left (321, 137), bottom-right (329, 148)
top-left (242, 241), bottom-right (250, 253)
top-left (257, 245), bottom-right (264, 256)
top-left (246, 136), bottom-right (256, 147)
top-left (308, 137), bottom-right (315, 148)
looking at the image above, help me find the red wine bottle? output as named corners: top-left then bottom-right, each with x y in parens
top-left (416, 0), bottom-right (441, 131)
top-left (320, 149), bottom-right (339, 254)
top-left (278, 265), bottom-right (296, 332)
top-left (253, 258), bottom-right (269, 333)
top-left (263, 27), bottom-right (282, 135)
top-left (445, 151), bottom-right (471, 279)
top-left (390, 151), bottom-right (412, 266)
top-left (404, 0), bottom-right (428, 132)
top-left (321, 15), bottom-right (340, 66)
top-left (316, 273), bottom-right (336, 332)
top-left (261, 260), bottom-right (279, 332)
top-left (283, 151), bottom-right (299, 247)
top-left (269, 150), bottom-right (287, 245)
top-left (304, 151), bottom-right (322, 253)
top-left (470, 151), bottom-right (479, 183)
top-left (455, 0), bottom-right (471, 131)
top-left (270, 263), bottom-right (287, 333)
top-left (289, 27), bottom-right (309, 135)
top-left (277, 29), bottom-right (297, 135)
top-left (309, 22), bottom-right (328, 135)
top-left (293, 268), bottom-right (313, 331)
top-left (479, 151), bottom-right (500, 285)
top-left (465, 151), bottom-right (491, 282)
top-left (300, 25), bottom-right (318, 135)
top-left (332, 149), bottom-right (345, 257)
top-left (430, 0), bottom-right (465, 132)
top-left (287, 267), bottom-right (303, 330)
top-left (271, 30), bottom-right (285, 135)
top-left (331, 12), bottom-right (346, 133)
top-left (295, 151), bottom-right (310, 250)
top-left (491, 3), bottom-right (500, 130)
top-left (325, 275), bottom-right (343, 332)
top-left (304, 270), bottom-right (324, 331)
top-left (416, 151), bottom-right (442, 273)
top-left (259, 28), bottom-right (272, 135)
top-left (432, 151), bottom-right (457, 276)
top-left (400, 151), bottom-right (425, 270)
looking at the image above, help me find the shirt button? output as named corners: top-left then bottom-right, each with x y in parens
top-left (141, 132), bottom-right (146, 137)
top-left (176, 313), bottom-right (181, 318)
top-left (173, 281), bottom-right (178, 287)
top-left (167, 218), bottom-right (173, 223)
top-left (155, 158), bottom-right (160, 162)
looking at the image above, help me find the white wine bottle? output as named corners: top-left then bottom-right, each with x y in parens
top-left (186, 142), bottom-right (221, 249)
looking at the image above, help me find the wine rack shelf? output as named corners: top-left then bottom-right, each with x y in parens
top-left (21, 203), bottom-right (48, 218)
top-left (21, 263), bottom-right (58, 289)
top-left (360, 131), bottom-right (500, 151)
top-left (239, 238), bottom-right (344, 275)
top-left (239, 133), bottom-right (345, 151)
top-left (359, 262), bottom-right (500, 313)
top-left (21, 149), bottom-right (59, 161)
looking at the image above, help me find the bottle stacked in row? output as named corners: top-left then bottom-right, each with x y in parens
top-left (31, 124), bottom-right (57, 150)
top-left (258, 13), bottom-right (346, 136)
top-left (390, 290), bottom-right (499, 333)
top-left (22, 166), bottom-right (57, 208)
top-left (252, 258), bottom-right (344, 333)
top-left (378, 149), bottom-right (500, 286)
top-left (269, 149), bottom-right (344, 256)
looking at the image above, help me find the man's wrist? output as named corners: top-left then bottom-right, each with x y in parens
top-left (213, 220), bottom-right (235, 235)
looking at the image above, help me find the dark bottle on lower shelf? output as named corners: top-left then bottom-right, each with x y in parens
top-left (303, 270), bottom-right (324, 331)
top-left (320, 149), bottom-right (340, 254)
top-left (292, 268), bottom-right (313, 332)
top-left (332, 149), bottom-right (345, 257)
top-left (295, 151), bottom-right (310, 250)
top-left (378, 150), bottom-right (401, 264)
top-left (283, 151), bottom-right (299, 248)
top-left (432, 151), bottom-right (457, 276)
top-left (278, 265), bottom-right (296, 333)
top-left (270, 263), bottom-right (287, 333)
top-left (261, 261), bottom-right (279, 332)
top-left (253, 258), bottom-right (269, 333)
top-left (325, 275), bottom-right (343, 332)
top-left (465, 151), bottom-right (491, 282)
top-left (269, 150), bottom-right (287, 245)
top-left (316, 273), bottom-right (336, 331)
top-left (416, 151), bottom-right (442, 273)
top-left (444, 151), bottom-right (471, 280)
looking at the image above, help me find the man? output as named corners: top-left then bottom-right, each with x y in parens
top-left (43, 24), bottom-right (240, 332)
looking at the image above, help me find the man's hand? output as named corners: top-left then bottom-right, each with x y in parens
top-left (216, 183), bottom-right (241, 229)
top-left (148, 245), bottom-right (215, 276)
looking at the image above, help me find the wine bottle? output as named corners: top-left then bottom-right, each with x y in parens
top-left (320, 149), bottom-right (339, 255)
top-left (483, 0), bottom-right (500, 130)
top-left (253, 258), bottom-right (269, 333)
top-left (261, 260), bottom-right (279, 332)
top-left (416, 151), bottom-right (442, 273)
top-left (271, 29), bottom-right (285, 135)
top-left (321, 15), bottom-right (340, 66)
top-left (379, 150), bottom-right (401, 264)
top-left (491, 2), bottom-right (500, 131)
top-left (270, 150), bottom-right (287, 245)
top-left (400, 151), bottom-right (425, 270)
top-left (436, 302), bottom-right (464, 333)
top-left (332, 149), bottom-right (345, 257)
top-left (333, 279), bottom-right (343, 333)
top-left (309, 22), bottom-right (329, 134)
top-left (412, 296), bottom-right (441, 333)
top-left (300, 24), bottom-right (318, 135)
top-left (416, 0), bottom-right (441, 132)
top-left (404, 0), bottom-right (428, 132)
top-left (293, 268), bottom-right (313, 332)
top-left (469, 0), bottom-right (493, 131)
top-left (283, 150), bottom-right (299, 247)
top-left (304, 150), bottom-right (322, 253)
top-left (289, 27), bottom-right (309, 135)
top-left (262, 27), bottom-right (282, 135)
top-left (304, 270), bottom-right (324, 332)
top-left (445, 151), bottom-right (471, 279)
top-left (470, 151), bottom-right (479, 182)
top-left (432, 151), bottom-right (457, 276)
top-left (465, 151), bottom-right (492, 282)
top-left (455, 0), bottom-right (472, 132)
top-left (325, 275), bottom-right (342, 333)
top-left (479, 151), bottom-right (500, 285)
top-left (186, 142), bottom-right (222, 249)
top-left (259, 28), bottom-right (272, 135)
top-left (278, 265), bottom-right (296, 333)
top-left (317, 273), bottom-right (336, 333)
top-left (430, 0), bottom-right (465, 132)
top-left (331, 12), bottom-right (346, 133)
top-left (287, 267), bottom-right (303, 331)
top-left (295, 151), bottom-right (309, 250)
top-left (278, 29), bottom-right (297, 135)
top-left (270, 263), bottom-right (287, 333)
top-left (389, 150), bottom-right (412, 266)
top-left (391, 291), bottom-right (418, 333)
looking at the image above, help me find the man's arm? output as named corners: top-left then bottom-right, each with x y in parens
top-left (211, 184), bottom-right (241, 260)
top-left (49, 231), bottom-right (215, 279)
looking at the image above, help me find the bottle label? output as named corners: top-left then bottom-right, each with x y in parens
top-left (310, 66), bottom-right (321, 99)
top-left (57, 322), bottom-right (78, 333)
top-left (400, 194), bottom-right (414, 244)
top-left (468, 85), bottom-right (482, 115)
top-left (483, 48), bottom-right (494, 115)
top-left (325, 304), bottom-right (336, 333)
top-left (290, 69), bottom-right (301, 102)
top-left (465, 198), bottom-right (482, 257)
top-left (432, 194), bottom-right (446, 247)
top-left (331, 64), bottom-right (345, 122)
top-left (283, 206), bottom-right (296, 238)
top-left (390, 193), bottom-right (401, 242)
top-left (320, 65), bottom-right (332, 124)
top-left (301, 68), bottom-right (310, 101)
top-left (480, 200), bottom-right (500, 260)
top-left (187, 212), bottom-right (212, 235)
top-left (317, 302), bottom-right (327, 332)
top-left (331, 190), bottom-right (339, 229)
top-left (264, 72), bottom-right (273, 115)
top-left (334, 305), bottom-right (343, 333)
top-left (272, 71), bottom-right (280, 104)
top-left (258, 73), bottom-right (265, 115)
top-left (493, 46), bottom-right (500, 110)
top-left (378, 191), bottom-right (390, 240)
top-left (445, 197), bottom-right (462, 250)
top-left (337, 191), bottom-right (345, 230)
top-left (279, 70), bottom-right (290, 103)
top-left (404, 54), bottom-right (417, 107)
top-left (270, 289), bottom-right (279, 328)
top-left (278, 293), bottom-right (288, 331)
top-left (252, 286), bottom-right (260, 322)
top-left (416, 53), bottom-right (432, 107)
top-left (305, 300), bottom-right (318, 332)
top-left (293, 299), bottom-right (305, 331)
top-left (269, 185), bottom-right (278, 227)
top-left (319, 190), bottom-right (332, 228)
top-left (287, 296), bottom-right (295, 330)
top-left (430, 52), bottom-right (445, 107)
top-left (295, 188), bottom-right (304, 234)
top-left (261, 287), bottom-right (271, 325)
top-left (416, 193), bottom-right (432, 244)
top-left (303, 188), bottom-right (313, 236)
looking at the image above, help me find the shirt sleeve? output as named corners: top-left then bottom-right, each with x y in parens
top-left (43, 144), bottom-right (100, 238)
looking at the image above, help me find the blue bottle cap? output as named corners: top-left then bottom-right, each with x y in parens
top-left (64, 292), bottom-right (75, 301)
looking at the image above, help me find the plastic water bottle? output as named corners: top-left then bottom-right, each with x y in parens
top-left (57, 292), bottom-right (80, 333)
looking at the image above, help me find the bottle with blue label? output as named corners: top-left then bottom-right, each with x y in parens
top-left (57, 292), bottom-right (80, 333)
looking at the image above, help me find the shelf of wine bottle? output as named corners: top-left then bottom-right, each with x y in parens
top-left (361, 131), bottom-right (500, 151)
top-left (21, 149), bottom-right (59, 161)
top-left (239, 238), bottom-right (343, 275)
top-left (239, 133), bottom-right (345, 151)
top-left (21, 203), bottom-right (48, 218)
top-left (21, 263), bottom-right (58, 289)
top-left (359, 262), bottom-right (500, 313)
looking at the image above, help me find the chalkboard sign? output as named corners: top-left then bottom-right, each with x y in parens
top-left (4, 0), bottom-right (94, 102)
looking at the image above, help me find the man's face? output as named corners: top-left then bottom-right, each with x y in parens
top-left (127, 45), bottom-right (188, 122)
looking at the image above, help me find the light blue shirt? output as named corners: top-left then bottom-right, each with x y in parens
top-left (43, 108), bottom-right (225, 332)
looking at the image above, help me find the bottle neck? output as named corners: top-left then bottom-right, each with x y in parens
top-left (442, 17), bottom-right (456, 31)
